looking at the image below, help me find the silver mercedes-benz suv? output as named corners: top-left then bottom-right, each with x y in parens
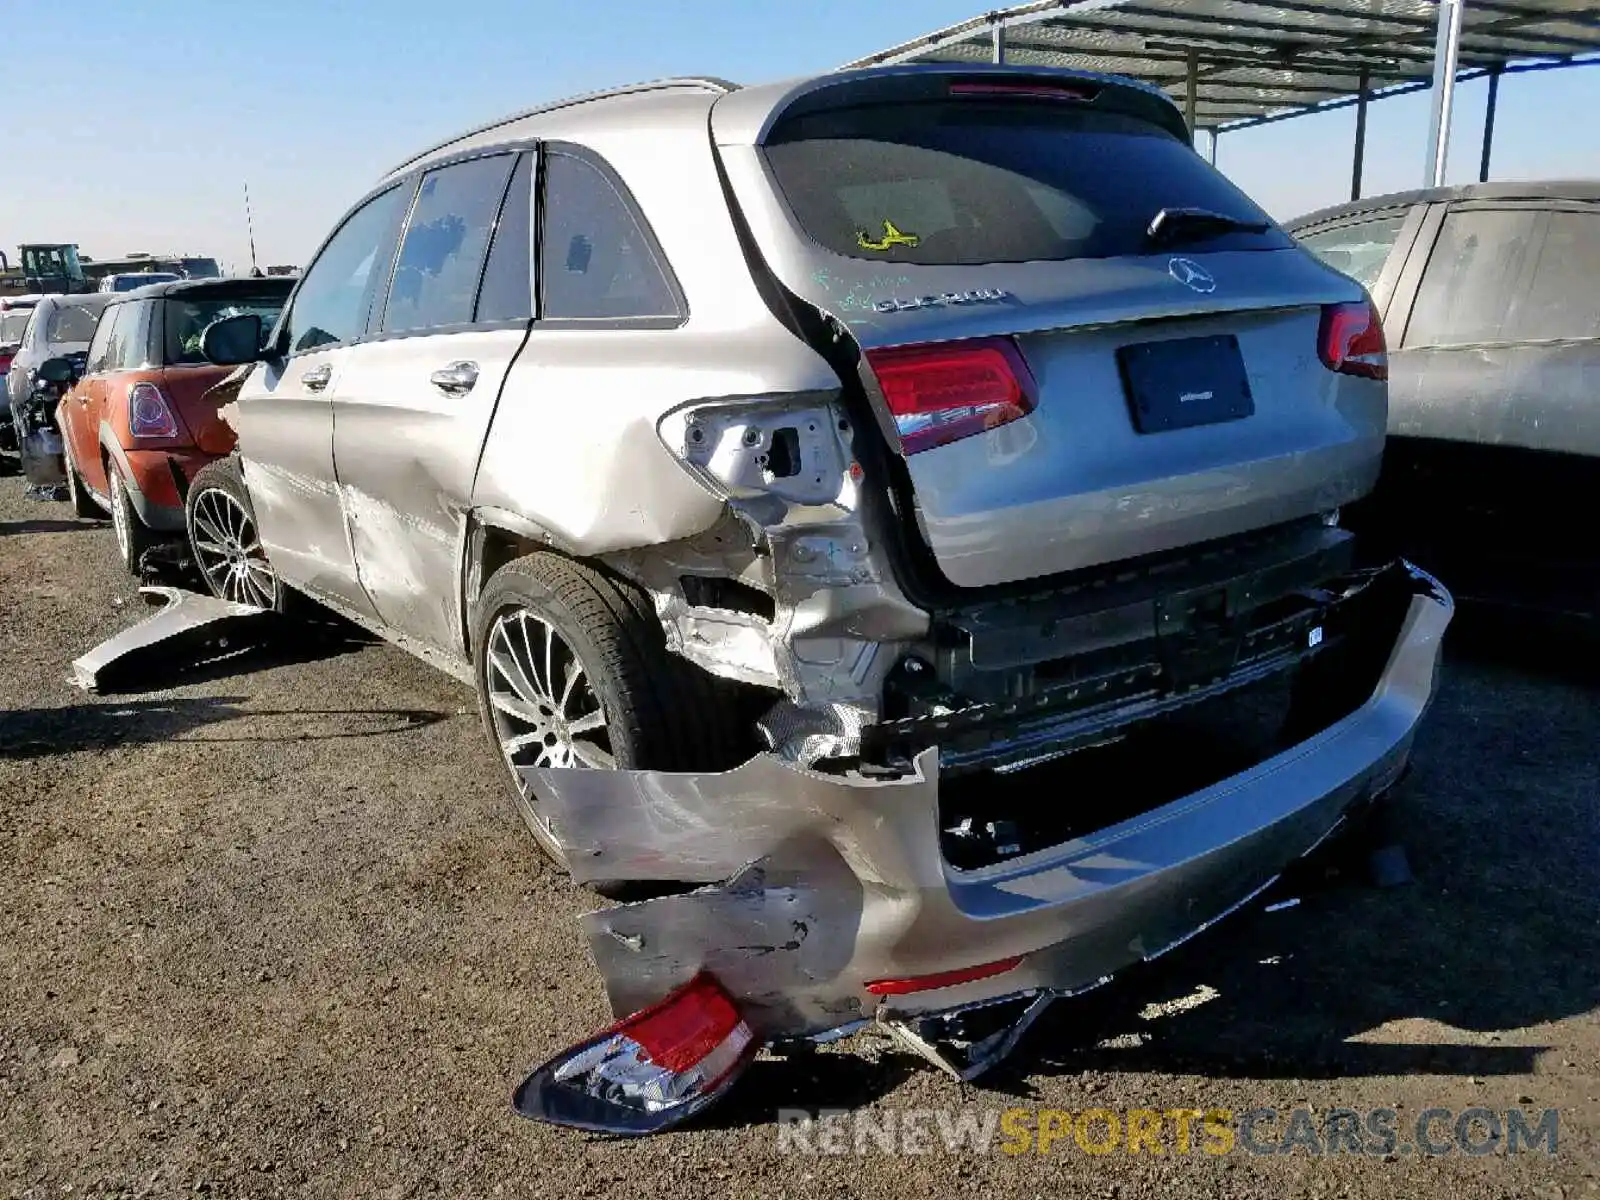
top-left (190, 65), bottom-right (1451, 1125)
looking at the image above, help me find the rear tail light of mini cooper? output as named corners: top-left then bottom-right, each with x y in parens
top-left (513, 971), bottom-right (758, 1135)
top-left (865, 337), bottom-right (1038, 455)
top-left (1318, 299), bottom-right (1388, 380)
top-left (127, 381), bottom-right (180, 439)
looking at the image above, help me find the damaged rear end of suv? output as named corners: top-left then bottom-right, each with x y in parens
top-left (168, 64), bottom-right (1450, 1134)
top-left (506, 65), bottom-right (1451, 1133)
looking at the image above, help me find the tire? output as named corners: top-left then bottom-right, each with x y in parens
top-left (472, 552), bottom-right (749, 870)
top-left (62, 438), bottom-right (102, 519)
top-left (185, 456), bottom-right (286, 611)
top-left (106, 457), bottom-right (159, 576)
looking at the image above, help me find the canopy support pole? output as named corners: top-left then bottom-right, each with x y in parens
top-left (1208, 128), bottom-right (1219, 165)
top-left (992, 18), bottom-right (1005, 64)
top-left (1185, 48), bottom-right (1199, 140)
top-left (1424, 0), bottom-right (1466, 186)
top-left (1480, 66), bottom-right (1501, 181)
top-left (1351, 67), bottom-right (1370, 200)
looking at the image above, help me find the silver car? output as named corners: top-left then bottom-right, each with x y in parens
top-left (189, 66), bottom-right (1451, 1129)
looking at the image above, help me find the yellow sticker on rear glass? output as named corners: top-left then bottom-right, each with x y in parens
top-left (857, 221), bottom-right (920, 252)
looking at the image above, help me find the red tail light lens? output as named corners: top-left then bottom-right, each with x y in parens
top-left (949, 80), bottom-right (1097, 101)
top-left (866, 954), bottom-right (1024, 996)
top-left (128, 381), bottom-right (180, 438)
top-left (866, 337), bottom-right (1038, 454)
top-left (1318, 300), bottom-right (1387, 381)
top-left (513, 971), bottom-right (758, 1135)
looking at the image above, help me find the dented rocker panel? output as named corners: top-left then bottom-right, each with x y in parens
top-left (524, 567), bottom-right (1450, 1043)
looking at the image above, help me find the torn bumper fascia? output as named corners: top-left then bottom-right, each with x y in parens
top-left (524, 564), bottom-right (1452, 1044)
top-left (70, 586), bottom-right (269, 693)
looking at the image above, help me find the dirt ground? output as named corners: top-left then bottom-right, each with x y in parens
top-left (1, 470), bottom-right (1596, 1200)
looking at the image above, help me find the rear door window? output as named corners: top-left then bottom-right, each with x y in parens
top-left (1403, 208), bottom-right (1542, 348)
top-left (539, 150), bottom-right (681, 321)
top-left (381, 153), bottom-right (515, 333)
top-left (763, 101), bottom-right (1287, 265)
top-left (1294, 213), bottom-right (1409, 289)
top-left (475, 152), bottom-right (533, 323)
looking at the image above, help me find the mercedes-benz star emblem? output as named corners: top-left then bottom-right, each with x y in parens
top-left (1169, 257), bottom-right (1217, 293)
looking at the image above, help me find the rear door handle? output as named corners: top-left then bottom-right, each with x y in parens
top-left (429, 361), bottom-right (479, 396)
top-left (302, 363), bottom-right (332, 392)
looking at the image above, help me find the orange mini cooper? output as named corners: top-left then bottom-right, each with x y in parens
top-left (56, 276), bottom-right (292, 571)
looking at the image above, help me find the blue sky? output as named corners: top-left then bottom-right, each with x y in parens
top-left (2, 0), bottom-right (1595, 269)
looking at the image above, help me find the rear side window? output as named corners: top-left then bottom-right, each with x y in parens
top-left (763, 102), bottom-right (1286, 266)
top-left (45, 302), bottom-right (103, 345)
top-left (97, 304), bottom-right (135, 371)
top-left (1295, 213), bottom-right (1408, 289)
top-left (84, 309), bottom-right (116, 372)
top-left (539, 151), bottom-right (680, 320)
top-left (1403, 208), bottom-right (1541, 348)
top-left (382, 153), bottom-right (515, 333)
top-left (474, 152), bottom-right (533, 323)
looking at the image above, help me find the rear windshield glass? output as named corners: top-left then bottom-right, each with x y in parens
top-left (46, 303), bottom-right (103, 344)
top-left (164, 292), bottom-right (288, 365)
top-left (764, 101), bottom-right (1287, 266)
top-left (0, 311), bottom-right (31, 345)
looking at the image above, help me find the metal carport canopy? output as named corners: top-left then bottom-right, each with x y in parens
top-left (843, 0), bottom-right (1600, 198)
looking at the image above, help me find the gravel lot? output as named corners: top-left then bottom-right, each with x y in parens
top-left (1, 469), bottom-right (1596, 1200)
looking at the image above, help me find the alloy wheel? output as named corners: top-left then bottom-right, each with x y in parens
top-left (190, 487), bottom-right (278, 608)
top-left (109, 469), bottom-right (131, 563)
top-left (485, 608), bottom-right (614, 830)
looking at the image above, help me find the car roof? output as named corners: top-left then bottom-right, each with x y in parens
top-left (106, 276), bottom-right (296, 304)
top-left (0, 294), bottom-right (46, 308)
top-left (382, 77), bottom-right (739, 179)
top-left (379, 64), bottom-right (1186, 181)
top-left (1285, 179), bottom-right (1600, 230)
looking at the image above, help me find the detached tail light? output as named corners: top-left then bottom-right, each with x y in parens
top-left (513, 971), bottom-right (758, 1135)
top-left (128, 381), bottom-right (180, 438)
top-left (1318, 299), bottom-right (1387, 380)
top-left (866, 337), bottom-right (1038, 455)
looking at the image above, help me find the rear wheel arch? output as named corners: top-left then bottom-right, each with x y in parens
top-left (461, 509), bottom-right (581, 658)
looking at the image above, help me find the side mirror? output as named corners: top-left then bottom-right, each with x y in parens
top-left (199, 312), bottom-right (264, 366)
top-left (36, 357), bottom-right (74, 385)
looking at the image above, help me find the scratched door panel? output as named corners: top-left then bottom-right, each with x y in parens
top-left (331, 327), bottom-right (523, 654)
top-left (233, 350), bottom-right (375, 616)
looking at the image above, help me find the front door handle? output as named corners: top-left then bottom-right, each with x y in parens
top-left (302, 363), bottom-right (332, 392)
top-left (429, 360), bottom-right (479, 396)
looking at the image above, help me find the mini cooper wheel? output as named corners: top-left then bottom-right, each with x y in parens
top-left (107, 459), bottom-right (158, 576)
top-left (186, 457), bottom-right (285, 611)
top-left (62, 438), bottom-right (101, 519)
